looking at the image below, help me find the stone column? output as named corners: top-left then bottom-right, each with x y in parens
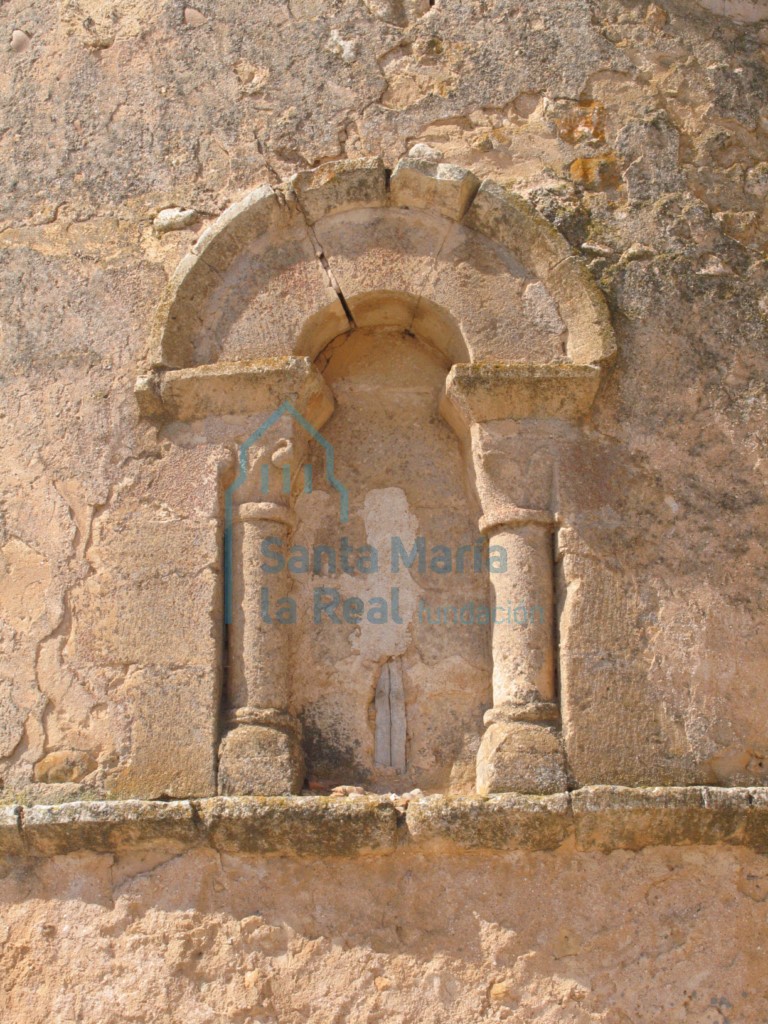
top-left (440, 372), bottom-right (571, 795)
top-left (134, 358), bottom-right (334, 797)
top-left (476, 507), bottom-right (566, 795)
top-left (218, 432), bottom-right (306, 796)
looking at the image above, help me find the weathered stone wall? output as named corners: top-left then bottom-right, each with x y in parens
top-left (2, 839), bottom-right (767, 1023)
top-left (1, 0), bottom-right (767, 1018)
top-left (1, 786), bottom-right (765, 1020)
top-left (2, 0), bottom-right (767, 801)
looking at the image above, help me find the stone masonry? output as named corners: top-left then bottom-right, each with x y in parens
top-left (1, 0), bottom-right (767, 1020)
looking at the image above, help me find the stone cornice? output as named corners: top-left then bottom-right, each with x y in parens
top-left (1, 787), bottom-right (766, 859)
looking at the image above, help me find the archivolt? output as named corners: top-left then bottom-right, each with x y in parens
top-left (149, 158), bottom-right (615, 374)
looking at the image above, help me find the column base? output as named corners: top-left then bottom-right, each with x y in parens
top-left (218, 718), bottom-right (304, 796)
top-left (476, 704), bottom-right (567, 795)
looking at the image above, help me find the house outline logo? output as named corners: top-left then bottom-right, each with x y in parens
top-left (224, 400), bottom-right (349, 624)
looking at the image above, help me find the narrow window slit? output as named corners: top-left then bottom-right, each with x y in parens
top-left (374, 658), bottom-right (407, 772)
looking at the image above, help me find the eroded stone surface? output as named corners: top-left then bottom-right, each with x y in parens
top-left (218, 724), bottom-right (304, 797)
top-left (198, 795), bottom-right (398, 856)
top-left (1, 0), bottom-right (767, 1011)
top-left (20, 799), bottom-right (199, 856)
top-left (0, 2), bottom-right (764, 796)
top-left (1, 830), bottom-right (767, 1021)
top-left (407, 792), bottom-right (571, 850)
top-left (2, 788), bottom-right (765, 857)
top-left (0, 805), bottom-right (22, 856)
top-left (477, 721), bottom-right (568, 796)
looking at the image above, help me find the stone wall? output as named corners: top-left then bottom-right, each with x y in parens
top-left (2, 0), bottom-right (767, 801)
top-left (2, 839), bottom-right (767, 1022)
top-left (1, 0), bottom-right (767, 1019)
top-left (1, 789), bottom-right (767, 1022)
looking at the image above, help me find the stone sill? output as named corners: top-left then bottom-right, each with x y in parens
top-left (1, 787), bottom-right (766, 859)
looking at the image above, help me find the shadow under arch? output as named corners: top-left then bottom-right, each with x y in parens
top-left (294, 289), bottom-right (471, 367)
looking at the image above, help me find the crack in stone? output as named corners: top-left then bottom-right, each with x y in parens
top-left (289, 186), bottom-right (357, 330)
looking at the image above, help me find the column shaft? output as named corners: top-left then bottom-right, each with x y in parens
top-left (227, 504), bottom-right (292, 713)
top-left (488, 521), bottom-right (554, 707)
